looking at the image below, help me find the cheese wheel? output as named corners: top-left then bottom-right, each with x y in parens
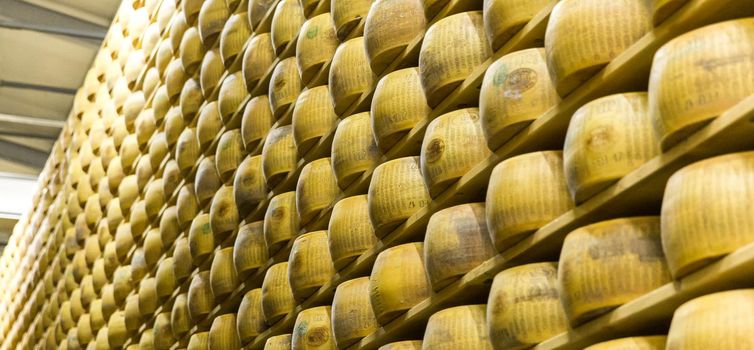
top-left (149, 133), bottom-right (169, 170)
top-left (156, 42), bottom-right (174, 77)
top-left (421, 108), bottom-right (491, 197)
top-left (153, 87), bottom-right (172, 125)
top-left (265, 191), bottom-right (301, 254)
top-left (296, 158), bottom-right (341, 225)
top-left (369, 243), bottom-right (431, 324)
top-left (221, 13), bottom-right (252, 66)
top-left (189, 214), bottom-right (215, 262)
top-left (197, 102), bottom-right (223, 151)
top-left (101, 284), bottom-right (117, 319)
top-left (181, 79), bottom-right (204, 122)
top-left (288, 231), bottom-right (336, 301)
top-left (114, 224), bottom-right (133, 263)
top-left (144, 181), bottom-right (165, 220)
top-left (328, 195), bottom-right (379, 269)
top-left (364, 0), bottom-right (426, 73)
top-left (138, 277), bottom-right (158, 316)
top-left (293, 86), bottom-right (338, 156)
top-left (188, 272), bottom-right (215, 321)
top-left (211, 247), bottom-right (240, 298)
top-left (241, 95), bottom-right (275, 154)
top-left (106, 161), bottom-right (125, 203)
top-left (124, 50), bottom-right (146, 87)
top-left (332, 277), bottom-right (379, 347)
top-left (487, 263), bottom-right (568, 350)
top-left (545, 0), bottom-right (652, 97)
top-left (103, 243), bottom-right (118, 278)
top-left (650, 19), bottom-right (754, 150)
top-left (210, 185), bottom-right (240, 239)
top-left (296, 13), bottom-right (339, 86)
top-left (92, 260), bottom-right (107, 293)
top-left (242, 33), bottom-right (276, 90)
top-left (165, 108), bottom-right (186, 149)
top-left (419, 12), bottom-right (491, 107)
top-left (124, 294), bottom-right (141, 331)
top-left (129, 201), bottom-right (149, 238)
top-left (172, 293), bottom-right (191, 338)
top-left (661, 152), bottom-right (754, 277)
top-left (195, 156), bottom-right (222, 205)
top-left (667, 289), bottom-right (754, 350)
top-left (135, 157), bottom-right (154, 192)
top-left (328, 37), bottom-right (375, 114)
top-left (651, 0), bottom-right (686, 25)
top-left (181, 27), bottom-right (206, 75)
top-left (90, 300), bottom-right (105, 331)
top-left (379, 341), bottom-right (423, 350)
top-left (77, 314), bottom-right (93, 345)
top-left (166, 59), bottom-right (188, 102)
top-left (486, 151), bottom-right (574, 251)
top-left (189, 332), bottom-right (210, 350)
top-left (131, 247), bottom-right (148, 283)
top-left (564, 92), bottom-right (659, 203)
top-left (119, 136), bottom-right (139, 173)
top-left (261, 262), bottom-right (297, 324)
top-left (153, 312), bottom-right (175, 350)
top-left (484, 0), bottom-right (551, 51)
top-left (558, 216), bottom-right (671, 325)
top-left (424, 203), bottom-right (495, 291)
top-left (271, 0), bottom-right (306, 54)
top-left (112, 265), bottom-right (133, 305)
top-left (585, 336), bottom-right (667, 350)
top-left (139, 329), bottom-right (155, 350)
top-left (269, 58), bottom-right (303, 119)
top-left (234, 156), bottom-right (268, 217)
top-left (266, 334), bottom-right (294, 350)
top-left (200, 49), bottom-right (225, 97)
top-left (291, 306), bottom-right (337, 350)
top-left (160, 207), bottom-right (180, 248)
top-left (163, 161), bottom-right (181, 199)
top-left (71, 289), bottom-right (85, 320)
top-left (176, 127), bottom-right (200, 174)
top-left (371, 68), bottom-right (430, 152)
top-left (84, 235), bottom-right (101, 267)
top-left (331, 112), bottom-right (381, 188)
top-left (177, 184), bottom-right (199, 229)
top-left (184, 0), bottom-right (203, 22)
top-left (234, 221), bottom-right (269, 276)
top-left (95, 326), bottom-right (109, 350)
top-left (106, 313), bottom-right (128, 348)
top-left (209, 314), bottom-right (241, 350)
top-left (331, 0), bottom-right (371, 41)
top-left (173, 237), bottom-right (194, 282)
top-left (237, 288), bottom-right (268, 343)
top-left (480, 48), bottom-right (560, 150)
top-left (262, 125), bottom-right (298, 187)
top-left (423, 305), bottom-right (492, 349)
top-left (248, 0), bottom-right (277, 30)
top-left (144, 229), bottom-right (163, 267)
top-left (216, 131), bottom-right (244, 183)
top-left (218, 74), bottom-right (248, 128)
top-left (367, 157), bottom-right (430, 237)
top-left (198, 0), bottom-right (230, 46)
top-left (156, 258), bottom-right (177, 298)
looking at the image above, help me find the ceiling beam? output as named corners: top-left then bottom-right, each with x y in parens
top-left (0, 79), bottom-right (78, 95)
top-left (0, 18), bottom-right (105, 40)
top-left (20, 0), bottom-right (111, 28)
top-left (0, 112), bottom-right (64, 139)
top-left (0, 138), bottom-right (49, 170)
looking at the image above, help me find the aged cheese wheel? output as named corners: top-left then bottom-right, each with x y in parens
top-left (248, 0), bottom-right (277, 30)
top-left (107, 311), bottom-right (127, 348)
top-left (261, 125), bottom-right (298, 187)
top-left (210, 185), bottom-right (239, 238)
top-left (237, 288), bottom-right (268, 343)
top-left (166, 59), bottom-right (189, 102)
top-left (136, 110), bottom-right (157, 148)
top-left (95, 326), bottom-right (109, 350)
top-left (124, 294), bottom-right (142, 331)
top-left (545, 0), bottom-right (652, 97)
top-left (77, 314), bottom-right (93, 345)
top-left (84, 235), bottom-right (101, 266)
top-left (564, 92), bottom-right (659, 203)
top-left (271, 0), bottom-right (306, 54)
top-left (135, 157), bottom-right (154, 192)
top-left (138, 277), bottom-right (158, 316)
top-left (234, 221), bottom-right (269, 276)
top-left (61, 301), bottom-right (75, 331)
top-left (288, 231), bottom-right (336, 301)
top-left (90, 300), bottom-right (105, 331)
top-left (264, 191), bottom-right (301, 254)
top-left (262, 262), bottom-right (297, 324)
top-left (119, 136), bottom-right (139, 173)
top-left (234, 156), bottom-right (268, 217)
top-left (559, 216), bottom-right (671, 325)
top-left (369, 243), bottom-right (431, 324)
top-left (113, 266), bottom-right (134, 305)
top-left (650, 19), bottom-right (754, 150)
top-left (144, 181), bottom-right (165, 220)
top-left (114, 224), bottom-right (133, 263)
top-left (201, 49), bottom-right (225, 97)
top-left (661, 152), bottom-right (754, 278)
top-left (188, 272), bottom-right (215, 321)
top-left (124, 50), bottom-right (146, 87)
top-left (216, 130), bottom-right (245, 182)
top-left (585, 336), bottom-right (667, 350)
top-left (329, 37), bottom-right (375, 114)
top-left (367, 157), bottom-right (431, 237)
top-left (293, 87), bottom-right (337, 156)
top-left (220, 13), bottom-right (252, 66)
top-left (264, 334), bottom-right (293, 350)
top-left (371, 68), bottom-right (431, 152)
top-left (487, 262), bottom-right (568, 350)
top-left (328, 195), bottom-right (379, 269)
top-left (364, 0), bottom-right (426, 73)
top-left (209, 314), bottom-right (241, 350)
top-left (156, 42), bottom-right (174, 77)
top-left (129, 201), bottom-right (149, 238)
top-left (379, 341), bottom-right (423, 350)
top-left (242, 33), bottom-right (276, 91)
top-left (424, 203), bottom-right (495, 291)
top-left (195, 156), bottom-right (222, 205)
top-left (296, 13), bottom-right (338, 86)
top-left (131, 247), bottom-right (148, 283)
top-left (296, 158), bottom-right (341, 225)
top-left (189, 214), bottom-right (215, 262)
top-left (484, 0), bottom-right (551, 51)
top-left (486, 151), bottom-right (574, 251)
top-left (154, 312), bottom-right (175, 350)
top-left (103, 243), bottom-right (119, 278)
top-left (177, 184), bottom-right (200, 229)
top-left (199, 0), bottom-right (230, 47)
top-left (241, 95), bottom-right (275, 154)
top-left (332, 277), bottom-right (379, 347)
top-left (211, 247), bottom-right (240, 298)
top-left (181, 27), bottom-right (206, 75)
top-left (173, 237), bottom-right (193, 282)
top-left (419, 11), bottom-right (491, 107)
top-left (184, 0), bottom-right (204, 22)
top-left (92, 261), bottom-right (107, 293)
top-left (180, 79), bottom-right (204, 122)
top-left (218, 72), bottom-right (248, 125)
top-left (149, 133), bottom-right (169, 170)
top-left (101, 284), bottom-right (117, 319)
top-left (667, 289), bottom-right (754, 349)
top-left (331, 0), bottom-right (370, 40)
top-left (165, 108), bottom-right (186, 150)
top-left (158, 207), bottom-right (180, 249)
top-left (480, 48), bottom-right (560, 150)
top-left (197, 102), bottom-right (223, 152)
top-left (421, 108), bottom-right (492, 197)
top-left (155, 258), bottom-right (176, 298)
top-left (71, 289), bottom-right (86, 319)
top-left (189, 332), bottom-right (210, 350)
top-left (269, 58), bottom-right (303, 119)
top-left (163, 161), bottom-right (182, 197)
top-left (139, 329), bottom-right (155, 350)
top-left (176, 127), bottom-right (200, 174)
top-left (331, 112), bottom-right (381, 188)
top-left (172, 293), bottom-right (191, 338)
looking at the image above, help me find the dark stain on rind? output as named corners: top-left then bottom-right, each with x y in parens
top-left (424, 138), bottom-right (445, 163)
top-left (306, 326), bottom-right (330, 346)
top-left (504, 68), bottom-right (538, 94)
top-left (270, 207), bottom-right (286, 220)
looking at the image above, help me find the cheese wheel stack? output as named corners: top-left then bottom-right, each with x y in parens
top-left (369, 243), bottom-right (431, 324)
top-left (287, 231), bottom-right (336, 301)
top-left (331, 112), bottom-right (382, 188)
top-left (292, 86), bottom-right (338, 156)
top-left (667, 290), bottom-right (754, 350)
top-left (296, 13), bottom-right (339, 86)
top-left (364, 0), bottom-right (427, 73)
top-left (331, 277), bottom-right (380, 347)
top-left (370, 68), bottom-right (431, 153)
top-left (368, 157), bottom-right (431, 237)
top-left (585, 336), bottom-right (667, 350)
top-left (423, 305), bottom-right (492, 349)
